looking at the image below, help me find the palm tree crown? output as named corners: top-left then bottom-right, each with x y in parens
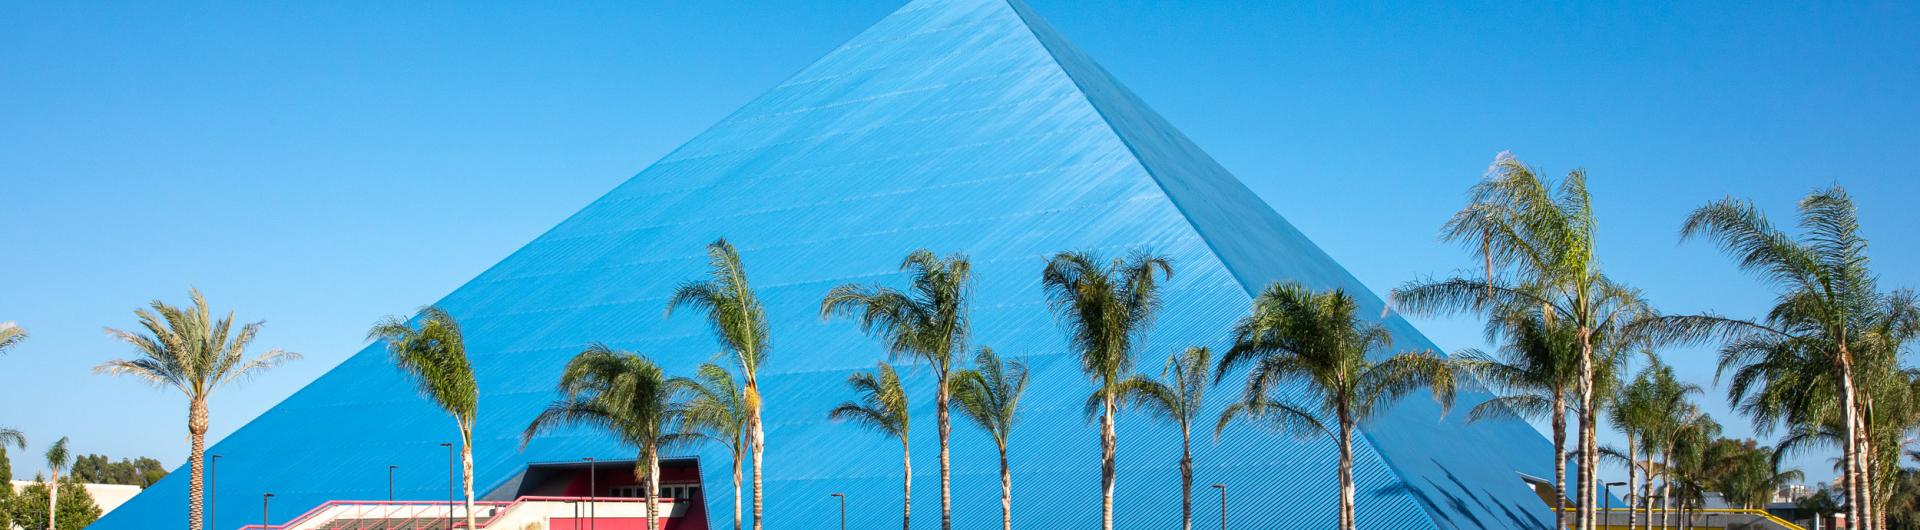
top-left (821, 249), bottom-right (971, 530)
top-left (1218, 282), bottom-right (1456, 530)
top-left (367, 306), bottom-right (479, 529)
top-left (1040, 249), bottom-right (1171, 530)
top-left (523, 344), bottom-right (684, 530)
top-left (95, 289), bottom-right (298, 530)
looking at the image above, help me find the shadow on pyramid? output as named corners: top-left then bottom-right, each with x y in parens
top-left (95, 0), bottom-right (1558, 528)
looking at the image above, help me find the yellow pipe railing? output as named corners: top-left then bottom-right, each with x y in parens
top-left (1553, 507), bottom-right (1806, 530)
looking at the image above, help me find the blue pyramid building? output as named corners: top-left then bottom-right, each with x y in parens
top-left (94, 0), bottom-right (1560, 528)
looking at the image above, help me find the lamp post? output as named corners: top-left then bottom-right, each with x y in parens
top-left (262, 493), bottom-right (274, 530)
top-left (1212, 484), bottom-right (1226, 530)
top-left (209, 454), bottom-right (221, 530)
top-left (584, 457), bottom-right (596, 530)
top-left (829, 493), bottom-right (845, 530)
top-left (440, 442), bottom-right (454, 530)
top-left (1603, 480), bottom-right (1626, 528)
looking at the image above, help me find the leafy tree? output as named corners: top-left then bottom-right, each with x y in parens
top-left (1040, 250), bottom-right (1171, 530)
top-left (1652, 187), bottom-right (1920, 528)
top-left (1116, 346), bottom-right (1209, 530)
top-left (667, 238), bottom-right (770, 530)
top-left (8, 477), bottom-right (101, 530)
top-left (1218, 282), bottom-right (1457, 530)
top-left (828, 362), bottom-right (911, 530)
top-left (952, 348), bottom-right (1028, 530)
top-left (523, 345), bottom-right (685, 530)
top-left (821, 249), bottom-right (971, 530)
top-left (368, 306), bottom-right (478, 529)
top-left (69, 454), bottom-right (169, 487)
top-left (94, 289), bottom-right (299, 530)
top-left (674, 362), bottom-right (749, 530)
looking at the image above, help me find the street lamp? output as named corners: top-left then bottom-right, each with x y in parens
top-left (389, 465), bottom-right (399, 502)
top-left (1212, 484), bottom-right (1227, 530)
top-left (829, 492), bottom-right (845, 530)
top-left (262, 493), bottom-right (274, 530)
top-left (440, 442), bottom-right (454, 530)
top-left (209, 454), bottom-right (221, 530)
top-left (1603, 481), bottom-right (1626, 526)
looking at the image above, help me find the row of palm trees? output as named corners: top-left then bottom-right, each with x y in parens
top-left (1391, 152), bottom-right (1918, 530)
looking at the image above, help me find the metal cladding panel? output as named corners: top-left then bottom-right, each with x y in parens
top-left (93, 0), bottom-right (1552, 528)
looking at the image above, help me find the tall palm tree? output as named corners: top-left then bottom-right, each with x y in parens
top-left (94, 289), bottom-right (300, 530)
top-left (1450, 307), bottom-right (1579, 530)
top-left (1116, 346), bottom-right (1209, 530)
top-left (821, 249), bottom-right (970, 530)
top-left (44, 436), bottom-right (69, 530)
top-left (1651, 188), bottom-right (1914, 529)
top-left (1217, 282), bottom-right (1457, 530)
top-left (952, 348), bottom-right (1028, 530)
top-left (1, 322), bottom-right (24, 454)
top-left (1040, 250), bottom-right (1172, 530)
top-left (1608, 360), bottom-right (1662, 530)
top-left (674, 362), bottom-right (750, 530)
top-left (367, 307), bottom-right (478, 529)
top-left (1393, 153), bottom-right (1626, 530)
top-left (828, 362), bottom-right (911, 530)
top-left (523, 344), bottom-right (684, 530)
top-left (1634, 360), bottom-right (1702, 530)
top-left (668, 238), bottom-right (771, 530)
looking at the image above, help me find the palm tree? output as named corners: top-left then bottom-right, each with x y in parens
top-left (1651, 188), bottom-right (1914, 528)
top-left (367, 307), bottom-right (478, 529)
top-left (1114, 346), bottom-right (1209, 530)
top-left (44, 436), bottom-right (69, 530)
top-left (828, 362), bottom-right (911, 530)
top-left (1, 322), bottom-right (24, 453)
top-left (1608, 361), bottom-right (1661, 530)
top-left (523, 344), bottom-right (684, 530)
top-left (1040, 250), bottom-right (1172, 530)
top-left (1392, 153), bottom-right (1615, 530)
top-left (674, 362), bottom-right (750, 530)
top-left (821, 249), bottom-right (970, 530)
top-left (1450, 307), bottom-right (1579, 529)
top-left (94, 289), bottom-right (300, 530)
top-left (667, 238), bottom-right (771, 530)
top-left (1217, 282), bottom-right (1457, 530)
top-left (952, 348), bottom-right (1028, 530)
top-left (0, 322), bottom-right (23, 355)
top-left (1633, 360), bottom-right (1702, 530)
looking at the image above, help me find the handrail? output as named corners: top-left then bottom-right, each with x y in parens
top-left (237, 496), bottom-right (682, 530)
top-left (1557, 507), bottom-right (1805, 530)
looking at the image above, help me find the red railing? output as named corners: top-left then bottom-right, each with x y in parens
top-left (237, 496), bottom-right (679, 530)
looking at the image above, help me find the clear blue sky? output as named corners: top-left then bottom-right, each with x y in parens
top-left (3, 1), bottom-right (1916, 488)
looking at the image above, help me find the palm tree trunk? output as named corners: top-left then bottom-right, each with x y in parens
top-left (902, 438), bottom-right (913, 530)
top-left (937, 375), bottom-right (952, 530)
top-left (1659, 449), bottom-right (1671, 530)
top-left (1641, 446), bottom-right (1653, 530)
top-left (1578, 325), bottom-right (1595, 530)
top-left (732, 447), bottom-right (744, 530)
top-left (47, 466), bottom-right (59, 530)
top-left (461, 426), bottom-right (476, 530)
top-left (1181, 424), bottom-right (1193, 530)
top-left (189, 398), bottom-right (209, 530)
top-left (1338, 417), bottom-right (1356, 530)
top-left (1101, 390), bottom-right (1116, 530)
top-left (1837, 338), bottom-right (1869, 530)
top-left (998, 444), bottom-right (1012, 530)
top-left (751, 407), bottom-right (765, 530)
top-left (1625, 433), bottom-right (1637, 530)
top-left (1553, 395), bottom-right (1567, 530)
top-left (646, 453), bottom-right (661, 530)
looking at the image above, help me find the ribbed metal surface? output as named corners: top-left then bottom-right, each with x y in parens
top-left (93, 0), bottom-right (1553, 528)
